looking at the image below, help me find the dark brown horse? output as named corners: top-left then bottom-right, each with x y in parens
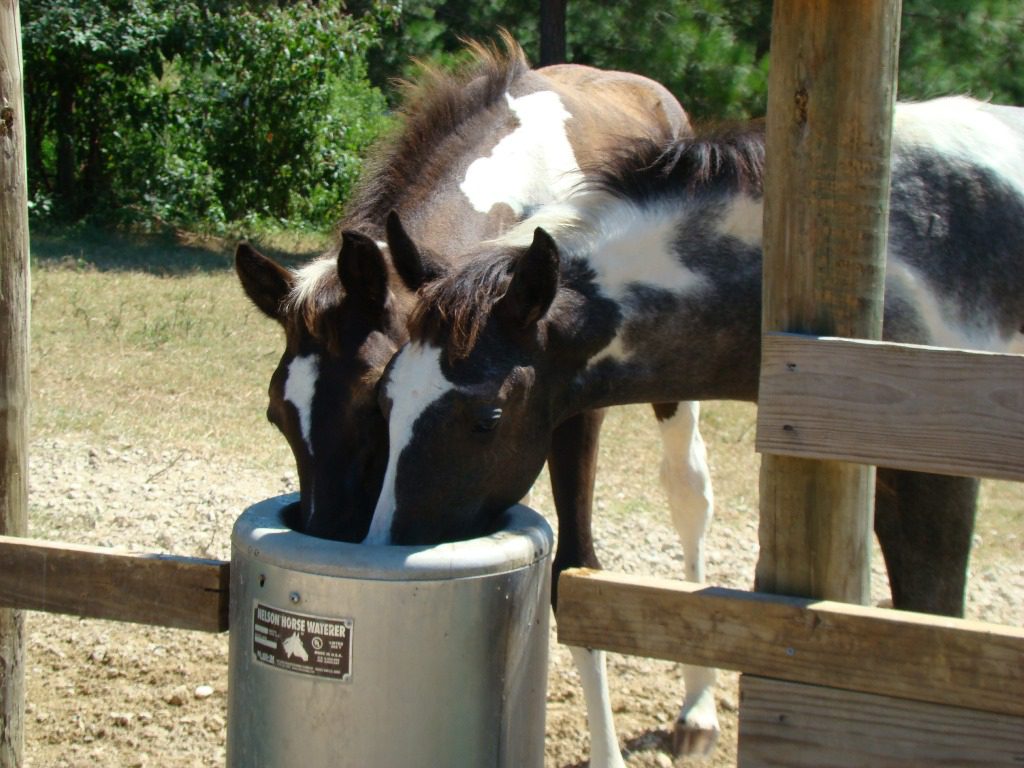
top-left (236, 36), bottom-right (710, 766)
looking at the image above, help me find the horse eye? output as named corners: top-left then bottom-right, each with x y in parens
top-left (474, 407), bottom-right (502, 433)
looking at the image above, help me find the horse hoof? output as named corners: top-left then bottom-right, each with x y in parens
top-left (672, 721), bottom-right (719, 758)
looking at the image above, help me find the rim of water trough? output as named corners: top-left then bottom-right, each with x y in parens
top-left (232, 494), bottom-right (554, 581)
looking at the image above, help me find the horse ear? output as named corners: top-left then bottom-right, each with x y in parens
top-left (498, 227), bottom-right (560, 329)
top-left (385, 210), bottom-right (445, 290)
top-left (338, 230), bottom-right (389, 309)
top-left (235, 242), bottom-right (294, 323)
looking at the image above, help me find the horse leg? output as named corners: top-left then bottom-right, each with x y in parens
top-left (653, 401), bottom-right (719, 757)
top-left (874, 468), bottom-right (978, 616)
top-left (548, 408), bottom-right (626, 768)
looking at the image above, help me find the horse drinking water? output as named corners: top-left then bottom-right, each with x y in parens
top-left (236, 37), bottom-right (719, 766)
top-left (367, 96), bottom-right (1024, 755)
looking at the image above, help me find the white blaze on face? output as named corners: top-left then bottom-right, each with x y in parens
top-left (364, 344), bottom-right (455, 545)
top-left (284, 354), bottom-right (319, 457)
top-left (460, 91), bottom-right (584, 216)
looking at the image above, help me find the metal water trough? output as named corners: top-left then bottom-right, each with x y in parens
top-left (227, 495), bottom-right (553, 767)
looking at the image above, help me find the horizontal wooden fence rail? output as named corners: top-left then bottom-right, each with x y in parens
top-left (0, 535), bottom-right (229, 632)
top-left (756, 332), bottom-right (1024, 481)
top-left (737, 675), bottom-right (1024, 768)
top-left (556, 568), bottom-right (1024, 718)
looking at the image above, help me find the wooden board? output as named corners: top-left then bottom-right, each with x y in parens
top-left (738, 675), bottom-right (1024, 767)
top-left (1, 0), bottom-right (32, 761)
top-left (0, 536), bottom-right (229, 633)
top-left (556, 569), bottom-right (1024, 717)
top-left (757, 333), bottom-right (1024, 482)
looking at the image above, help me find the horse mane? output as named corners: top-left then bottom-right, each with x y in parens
top-left (341, 31), bottom-right (531, 231)
top-left (285, 32), bottom-right (531, 342)
top-left (586, 119), bottom-right (767, 202)
top-left (284, 256), bottom-right (343, 345)
top-left (408, 251), bottom-right (519, 362)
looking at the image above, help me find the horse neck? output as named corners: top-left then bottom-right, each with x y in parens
top-left (346, 67), bottom-right (587, 258)
top-left (555, 190), bottom-right (765, 413)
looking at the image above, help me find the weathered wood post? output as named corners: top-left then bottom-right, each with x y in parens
top-left (756, 0), bottom-right (901, 603)
top-left (0, 1), bottom-right (29, 765)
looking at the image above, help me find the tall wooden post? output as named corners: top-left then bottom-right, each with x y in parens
top-left (756, 0), bottom-right (901, 603)
top-left (0, 1), bottom-right (29, 765)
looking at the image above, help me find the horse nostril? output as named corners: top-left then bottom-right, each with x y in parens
top-left (474, 407), bottom-right (502, 433)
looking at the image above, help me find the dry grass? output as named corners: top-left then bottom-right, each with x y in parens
top-left (30, 227), bottom-right (323, 470)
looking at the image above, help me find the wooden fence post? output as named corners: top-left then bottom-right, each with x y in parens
top-left (756, 0), bottom-right (902, 603)
top-left (0, 0), bottom-right (29, 765)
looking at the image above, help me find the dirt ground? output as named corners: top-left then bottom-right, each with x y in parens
top-left (19, 405), bottom-right (1023, 767)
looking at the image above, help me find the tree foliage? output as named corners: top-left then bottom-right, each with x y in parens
top-left (23, 0), bottom-right (390, 228)
top-left (899, 0), bottom-right (1024, 104)
top-left (364, 0), bottom-right (1021, 119)
top-left (19, 0), bottom-right (1024, 231)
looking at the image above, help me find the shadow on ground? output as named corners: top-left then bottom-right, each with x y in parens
top-left (30, 225), bottom-right (327, 276)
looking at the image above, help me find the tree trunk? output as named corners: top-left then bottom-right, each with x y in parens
top-left (54, 69), bottom-right (76, 214)
top-left (539, 0), bottom-right (567, 66)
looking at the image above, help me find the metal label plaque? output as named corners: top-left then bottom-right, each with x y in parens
top-left (251, 601), bottom-right (353, 681)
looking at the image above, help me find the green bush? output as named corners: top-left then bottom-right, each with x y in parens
top-left (23, 0), bottom-right (392, 231)
top-left (21, 0), bottom-right (1022, 233)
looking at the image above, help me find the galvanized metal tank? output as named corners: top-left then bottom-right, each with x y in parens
top-left (227, 494), bottom-right (553, 768)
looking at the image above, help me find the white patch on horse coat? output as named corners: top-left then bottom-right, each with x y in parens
top-left (580, 201), bottom-right (706, 366)
top-left (887, 260), bottom-right (1015, 352)
top-left (588, 203), bottom-right (704, 299)
top-left (460, 91), bottom-right (584, 216)
top-left (717, 194), bottom-right (763, 246)
top-left (567, 646), bottom-right (626, 768)
top-left (284, 354), bottom-right (320, 457)
top-left (655, 402), bottom-right (720, 751)
top-left (364, 344), bottom-right (454, 545)
top-left (657, 402), bottom-right (714, 584)
top-left (894, 97), bottom-right (1024, 197)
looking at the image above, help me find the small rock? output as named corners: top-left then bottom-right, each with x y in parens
top-left (194, 684), bottom-right (214, 699)
top-left (164, 685), bottom-right (190, 706)
top-left (110, 712), bottom-right (132, 727)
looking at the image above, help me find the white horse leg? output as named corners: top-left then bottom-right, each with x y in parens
top-left (654, 401), bottom-right (720, 757)
top-left (568, 645), bottom-right (627, 768)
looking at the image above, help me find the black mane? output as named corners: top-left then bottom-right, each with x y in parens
top-left (586, 120), bottom-right (767, 203)
top-left (409, 250), bottom-right (519, 361)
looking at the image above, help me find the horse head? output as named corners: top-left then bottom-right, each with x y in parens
top-left (367, 223), bottom-right (594, 545)
top-left (235, 226), bottom-right (422, 540)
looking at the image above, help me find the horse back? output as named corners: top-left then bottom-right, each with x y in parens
top-left (886, 98), bottom-right (1024, 352)
top-left (534, 64), bottom-right (692, 159)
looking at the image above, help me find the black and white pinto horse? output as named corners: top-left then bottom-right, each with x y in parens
top-left (367, 96), bottom-right (1024, 756)
top-left (235, 38), bottom-right (722, 765)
